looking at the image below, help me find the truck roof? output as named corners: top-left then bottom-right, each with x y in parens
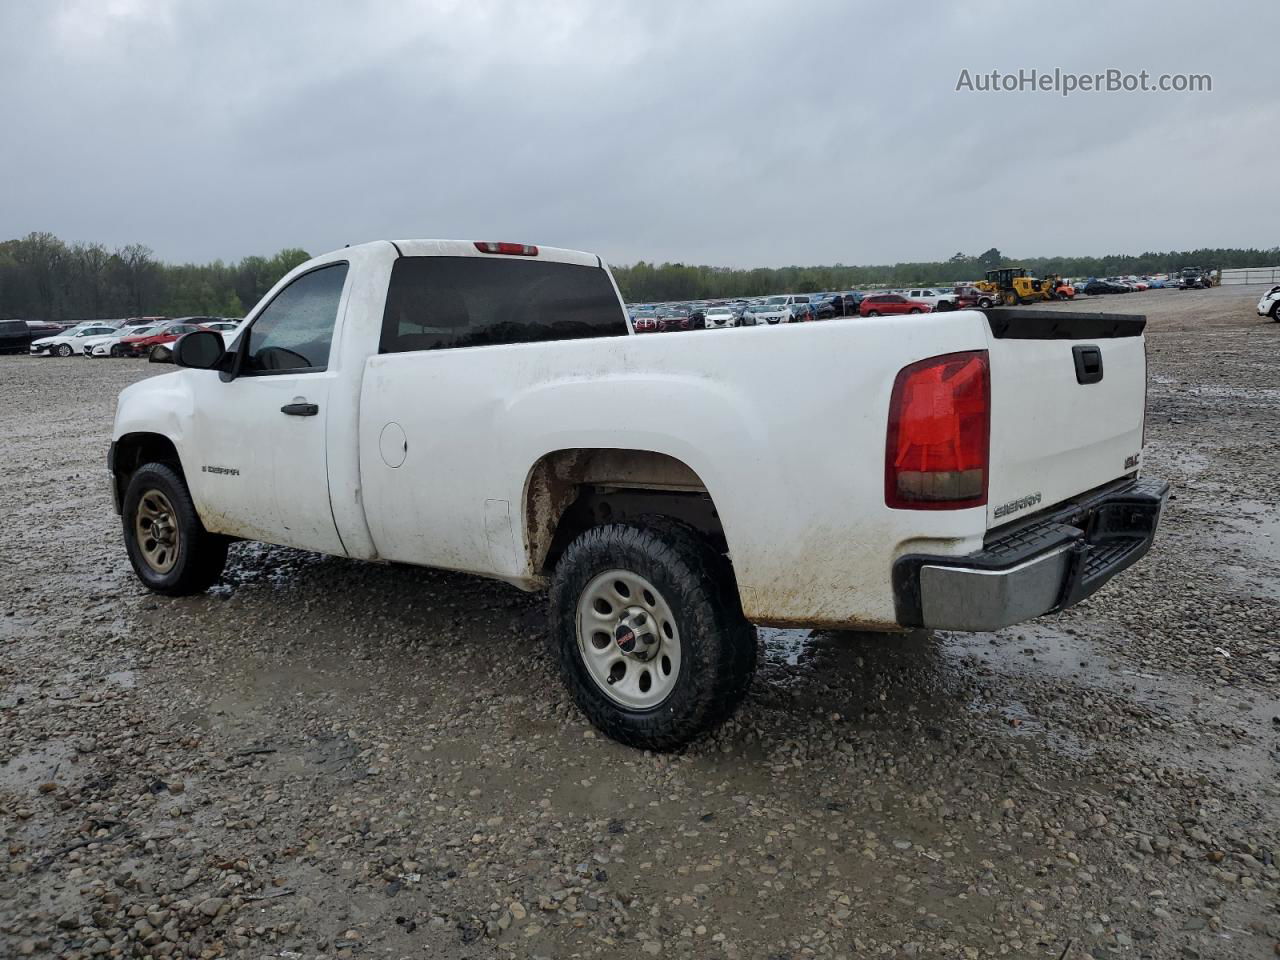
top-left (380, 239), bottom-right (602, 269)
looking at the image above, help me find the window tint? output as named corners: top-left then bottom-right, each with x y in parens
top-left (245, 263), bottom-right (348, 373)
top-left (380, 256), bottom-right (626, 353)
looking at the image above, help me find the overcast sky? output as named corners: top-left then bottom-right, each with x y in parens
top-left (1, 0), bottom-right (1275, 268)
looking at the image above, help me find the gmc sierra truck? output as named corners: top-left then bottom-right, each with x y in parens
top-left (109, 239), bottom-right (1168, 749)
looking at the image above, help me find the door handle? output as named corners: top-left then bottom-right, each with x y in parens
top-left (281, 402), bottom-right (319, 417)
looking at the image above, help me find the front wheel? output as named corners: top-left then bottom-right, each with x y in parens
top-left (549, 520), bottom-right (757, 751)
top-left (866, 310), bottom-right (880, 317)
top-left (57, 343), bottom-right (73, 357)
top-left (908, 307), bottom-right (922, 314)
top-left (122, 463), bottom-right (228, 595)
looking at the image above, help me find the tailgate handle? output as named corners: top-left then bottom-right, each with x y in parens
top-left (1072, 345), bottom-right (1104, 385)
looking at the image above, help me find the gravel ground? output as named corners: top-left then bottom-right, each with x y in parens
top-left (2, 285), bottom-right (1277, 960)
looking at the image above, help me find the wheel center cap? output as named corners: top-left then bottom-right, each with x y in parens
top-left (614, 607), bottom-right (658, 662)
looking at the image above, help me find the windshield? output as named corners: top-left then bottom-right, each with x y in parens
top-left (765, 296), bottom-right (786, 305)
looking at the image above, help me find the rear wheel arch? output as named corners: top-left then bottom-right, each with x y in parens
top-left (522, 448), bottom-right (730, 577)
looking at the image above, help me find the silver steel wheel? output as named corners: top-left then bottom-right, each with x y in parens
top-left (576, 569), bottom-right (682, 710)
top-left (134, 489), bottom-right (181, 574)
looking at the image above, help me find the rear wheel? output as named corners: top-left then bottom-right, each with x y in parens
top-left (122, 463), bottom-right (228, 595)
top-left (550, 519), bottom-right (757, 751)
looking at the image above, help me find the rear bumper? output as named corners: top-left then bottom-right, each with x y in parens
top-left (892, 477), bottom-right (1169, 631)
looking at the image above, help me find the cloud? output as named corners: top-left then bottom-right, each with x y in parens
top-left (1, 0), bottom-right (1275, 267)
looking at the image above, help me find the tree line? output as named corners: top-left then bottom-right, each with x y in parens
top-left (0, 232), bottom-right (310, 321)
top-left (610, 246), bottom-right (1280, 303)
top-left (4, 232), bottom-right (1277, 319)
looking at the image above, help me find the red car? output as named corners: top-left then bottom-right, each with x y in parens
top-left (118, 321), bottom-right (210, 358)
top-left (859, 294), bottom-right (933, 317)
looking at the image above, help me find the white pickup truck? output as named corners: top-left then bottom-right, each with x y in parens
top-left (109, 239), bottom-right (1168, 749)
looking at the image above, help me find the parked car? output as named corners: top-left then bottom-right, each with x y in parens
top-left (809, 297), bottom-right (838, 320)
top-left (859, 294), bottom-right (933, 316)
top-left (702, 305), bottom-right (739, 329)
top-left (630, 306), bottom-right (659, 333)
top-left (785, 302), bottom-right (815, 322)
top-left (0, 319), bottom-right (37, 354)
top-left (29, 322), bottom-right (121, 356)
top-left (1257, 285), bottom-right (1280, 321)
top-left (656, 306), bottom-right (698, 333)
top-left (25, 321), bottom-right (68, 339)
top-left (108, 237), bottom-right (1166, 750)
top-left (953, 286), bottom-right (996, 309)
top-left (202, 320), bottom-right (245, 344)
top-left (1081, 280), bottom-right (1131, 296)
top-left (743, 303), bottom-right (788, 325)
top-left (904, 288), bottom-right (958, 310)
top-left (1178, 268), bottom-right (1211, 290)
top-left (840, 291), bottom-right (868, 314)
top-left (117, 321), bottom-right (211, 358)
top-left (85, 325), bottom-right (164, 357)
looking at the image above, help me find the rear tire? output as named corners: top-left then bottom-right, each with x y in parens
top-left (549, 519), bottom-right (757, 751)
top-left (122, 463), bottom-right (228, 596)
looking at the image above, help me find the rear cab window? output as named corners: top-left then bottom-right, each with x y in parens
top-left (380, 256), bottom-right (627, 353)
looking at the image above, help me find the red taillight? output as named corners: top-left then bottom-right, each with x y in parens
top-left (885, 350), bottom-right (990, 510)
top-left (474, 241), bottom-right (538, 256)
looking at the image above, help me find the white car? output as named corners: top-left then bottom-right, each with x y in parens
top-left (742, 303), bottom-right (788, 325)
top-left (203, 320), bottom-right (245, 344)
top-left (30, 323), bottom-right (121, 357)
top-left (1256, 285), bottom-right (1280, 321)
top-left (702, 306), bottom-right (739, 329)
top-left (86, 325), bottom-right (163, 357)
top-left (904, 288), bottom-right (958, 310)
top-left (108, 237), bottom-right (1167, 751)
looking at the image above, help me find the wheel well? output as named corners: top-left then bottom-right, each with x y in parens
top-left (112, 433), bottom-right (183, 506)
top-left (525, 449), bottom-right (726, 574)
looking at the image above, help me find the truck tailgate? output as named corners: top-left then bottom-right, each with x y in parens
top-left (983, 310), bottom-right (1147, 529)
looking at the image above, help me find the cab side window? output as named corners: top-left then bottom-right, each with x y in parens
top-left (245, 264), bottom-right (348, 373)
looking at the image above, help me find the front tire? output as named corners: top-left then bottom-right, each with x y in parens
top-left (867, 310), bottom-right (880, 317)
top-left (57, 343), bottom-right (73, 357)
top-left (1271, 303), bottom-right (1280, 322)
top-left (122, 463), bottom-right (228, 596)
top-left (549, 520), bottom-right (757, 751)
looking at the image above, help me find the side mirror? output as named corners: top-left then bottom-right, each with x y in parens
top-left (173, 330), bottom-right (226, 370)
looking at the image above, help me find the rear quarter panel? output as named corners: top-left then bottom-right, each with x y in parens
top-left (358, 314), bottom-right (991, 629)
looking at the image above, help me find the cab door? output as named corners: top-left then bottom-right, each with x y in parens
top-left (184, 262), bottom-right (350, 556)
